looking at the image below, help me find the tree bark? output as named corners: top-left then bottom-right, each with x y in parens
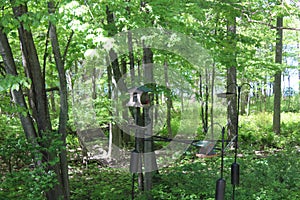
top-left (12, 2), bottom-right (51, 133)
top-left (142, 41), bottom-right (157, 194)
top-left (121, 56), bottom-right (131, 145)
top-left (0, 27), bottom-right (37, 141)
top-left (106, 5), bottom-right (125, 150)
top-left (273, 16), bottom-right (283, 134)
top-left (11, 8), bottom-right (60, 197)
top-left (48, 1), bottom-right (70, 199)
top-left (226, 16), bottom-right (237, 139)
top-left (2, 4), bottom-right (63, 198)
top-left (204, 68), bottom-right (209, 133)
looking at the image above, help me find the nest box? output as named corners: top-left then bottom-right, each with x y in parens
top-left (126, 86), bottom-right (152, 107)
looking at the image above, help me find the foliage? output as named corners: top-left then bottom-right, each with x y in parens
top-left (67, 145), bottom-right (300, 200)
top-left (69, 165), bottom-right (132, 200)
top-left (0, 0), bottom-right (300, 199)
top-left (237, 147), bottom-right (300, 200)
top-left (0, 165), bottom-right (57, 200)
top-left (239, 112), bottom-right (300, 148)
top-left (0, 115), bottom-right (64, 199)
top-left (64, 111), bottom-right (300, 200)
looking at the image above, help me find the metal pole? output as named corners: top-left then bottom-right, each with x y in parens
top-left (234, 86), bottom-right (241, 163)
top-left (232, 85), bottom-right (241, 200)
top-left (221, 127), bottom-right (225, 179)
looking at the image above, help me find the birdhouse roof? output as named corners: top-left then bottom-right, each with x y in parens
top-left (128, 85), bottom-right (152, 93)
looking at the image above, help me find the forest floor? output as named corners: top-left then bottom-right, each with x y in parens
top-left (69, 112), bottom-right (300, 200)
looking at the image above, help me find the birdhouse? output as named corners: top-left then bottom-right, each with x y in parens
top-left (126, 86), bottom-right (152, 107)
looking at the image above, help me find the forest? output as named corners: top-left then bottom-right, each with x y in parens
top-left (0, 0), bottom-right (300, 199)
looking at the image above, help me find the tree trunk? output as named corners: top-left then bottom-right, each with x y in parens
top-left (12, 2), bottom-right (52, 133)
top-left (204, 68), bottom-right (209, 133)
top-left (106, 5), bottom-right (124, 149)
top-left (128, 31), bottom-right (135, 83)
top-left (210, 62), bottom-right (215, 135)
top-left (107, 63), bottom-right (113, 159)
top-left (50, 91), bottom-right (56, 112)
top-left (273, 16), bottom-right (283, 134)
top-left (121, 56), bottom-right (131, 145)
top-left (48, 1), bottom-right (70, 199)
top-left (257, 82), bottom-right (262, 112)
top-left (199, 74), bottom-right (205, 131)
top-left (2, 3), bottom-right (64, 199)
top-left (164, 61), bottom-right (172, 138)
top-left (226, 16), bottom-right (237, 139)
top-left (227, 66), bottom-right (237, 138)
top-left (0, 27), bottom-right (37, 141)
top-left (240, 78), bottom-right (247, 115)
top-left (297, 41), bottom-right (300, 109)
top-left (263, 77), bottom-right (268, 112)
top-left (143, 42), bottom-right (156, 194)
top-left (92, 67), bottom-right (97, 99)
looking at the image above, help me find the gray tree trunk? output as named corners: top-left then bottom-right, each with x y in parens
top-left (143, 43), bottom-right (156, 195)
top-left (273, 16), bottom-right (283, 134)
top-left (0, 27), bottom-right (37, 141)
top-left (226, 16), bottom-right (237, 139)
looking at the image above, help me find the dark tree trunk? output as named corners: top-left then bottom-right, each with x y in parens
top-left (204, 68), bottom-right (209, 133)
top-left (199, 74), bottom-right (204, 131)
top-left (121, 57), bottom-right (131, 145)
top-left (273, 16), bottom-right (283, 134)
top-left (106, 5), bottom-right (125, 149)
top-left (0, 27), bottom-right (37, 141)
top-left (12, 2), bottom-right (51, 133)
top-left (48, 1), bottom-right (70, 199)
top-left (210, 62), bottom-right (215, 135)
top-left (2, 4), bottom-right (63, 198)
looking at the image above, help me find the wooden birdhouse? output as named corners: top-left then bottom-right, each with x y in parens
top-left (126, 86), bottom-right (152, 107)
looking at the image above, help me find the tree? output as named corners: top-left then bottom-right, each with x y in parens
top-left (0, 1), bottom-right (70, 199)
top-left (273, 16), bottom-right (283, 134)
top-left (48, 1), bottom-right (70, 199)
top-left (225, 3), bottom-right (238, 139)
top-left (0, 27), bottom-right (37, 142)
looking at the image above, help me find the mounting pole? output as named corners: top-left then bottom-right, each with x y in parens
top-left (215, 126), bottom-right (226, 200)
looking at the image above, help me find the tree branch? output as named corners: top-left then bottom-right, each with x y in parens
top-left (45, 86), bottom-right (59, 92)
top-left (62, 30), bottom-right (74, 66)
top-left (247, 19), bottom-right (300, 31)
top-left (42, 26), bottom-right (50, 81)
top-left (0, 61), bottom-right (5, 76)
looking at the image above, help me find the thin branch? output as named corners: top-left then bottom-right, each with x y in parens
top-left (247, 19), bottom-right (300, 31)
top-left (0, 61), bottom-right (5, 76)
top-left (62, 30), bottom-right (74, 66)
top-left (22, 87), bottom-right (59, 95)
top-left (45, 86), bottom-right (59, 92)
top-left (42, 25), bottom-right (50, 82)
top-left (84, 0), bottom-right (95, 20)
